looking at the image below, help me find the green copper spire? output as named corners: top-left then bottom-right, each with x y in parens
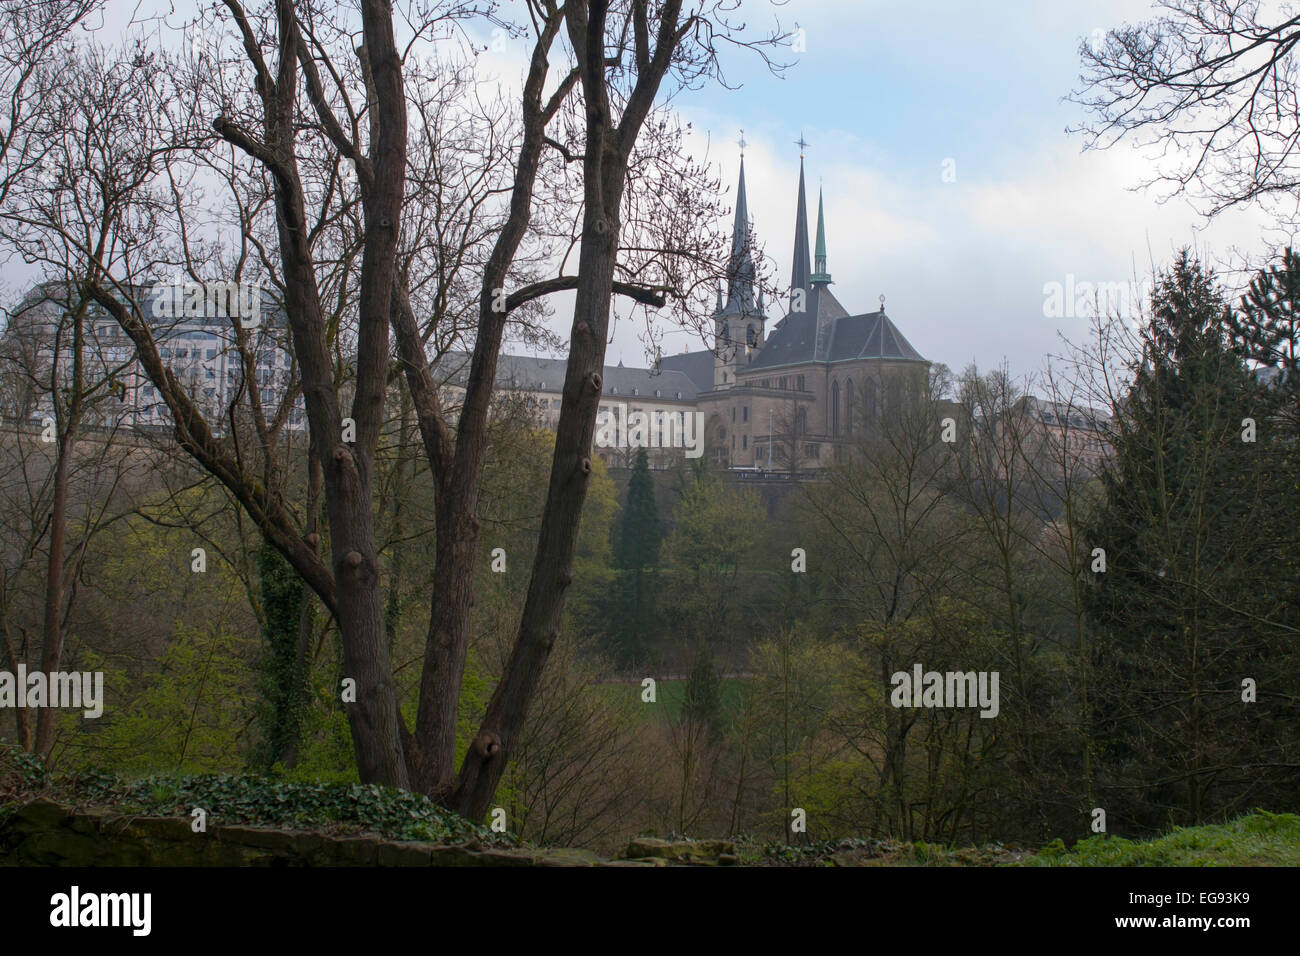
top-left (810, 187), bottom-right (832, 285)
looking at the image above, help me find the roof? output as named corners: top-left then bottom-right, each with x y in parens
top-left (745, 288), bottom-right (926, 373)
top-left (439, 352), bottom-right (699, 402)
top-left (1019, 396), bottom-right (1110, 429)
top-left (658, 349), bottom-right (716, 393)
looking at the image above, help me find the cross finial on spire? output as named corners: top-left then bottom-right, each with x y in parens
top-left (795, 132), bottom-right (809, 158)
top-left (737, 129), bottom-right (747, 158)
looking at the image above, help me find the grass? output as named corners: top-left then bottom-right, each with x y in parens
top-left (1024, 811), bottom-right (1300, 866)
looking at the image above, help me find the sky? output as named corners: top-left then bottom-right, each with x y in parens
top-left (631, 0), bottom-right (1275, 379)
top-left (70, 0), bottom-right (1281, 382)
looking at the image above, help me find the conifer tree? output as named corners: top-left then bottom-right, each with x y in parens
top-left (607, 448), bottom-right (660, 666)
top-left (1085, 250), bottom-right (1297, 828)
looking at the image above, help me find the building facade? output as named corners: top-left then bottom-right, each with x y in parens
top-left (659, 154), bottom-right (930, 469)
top-left (0, 281), bottom-right (300, 434)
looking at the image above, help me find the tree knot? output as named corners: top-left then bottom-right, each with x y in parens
top-left (474, 731), bottom-right (502, 759)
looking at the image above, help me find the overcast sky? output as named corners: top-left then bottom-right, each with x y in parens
top-left (639, 0), bottom-right (1277, 379)
top-left (52, 0), bottom-right (1282, 382)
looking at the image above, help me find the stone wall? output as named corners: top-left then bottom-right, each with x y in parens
top-left (0, 799), bottom-right (736, 867)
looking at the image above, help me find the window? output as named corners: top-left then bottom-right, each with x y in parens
top-left (539, 399), bottom-right (549, 409)
top-left (654, 389), bottom-right (661, 398)
top-left (205, 368), bottom-right (215, 380)
top-left (675, 391), bottom-right (681, 399)
top-left (779, 377), bottom-right (787, 390)
top-left (831, 381), bottom-right (840, 436)
top-left (632, 388), bottom-right (639, 396)
top-left (742, 435), bottom-right (748, 450)
top-left (731, 407), bottom-right (736, 422)
top-left (206, 349), bottom-right (216, 360)
top-left (797, 375), bottom-right (805, 391)
top-left (743, 406), bottom-right (748, 422)
top-left (846, 380), bottom-right (855, 436)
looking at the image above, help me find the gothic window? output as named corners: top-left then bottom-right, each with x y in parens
top-left (831, 381), bottom-right (840, 436)
top-left (796, 407), bottom-right (808, 435)
top-left (846, 380), bottom-right (855, 435)
top-left (797, 374), bottom-right (805, 391)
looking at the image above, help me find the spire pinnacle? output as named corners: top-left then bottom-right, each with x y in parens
top-left (721, 157), bottom-right (756, 315)
top-left (790, 155), bottom-right (811, 304)
top-left (810, 187), bottom-right (832, 285)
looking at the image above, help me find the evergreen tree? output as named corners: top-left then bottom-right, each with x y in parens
top-left (616, 447), bottom-right (661, 570)
top-left (1085, 250), bottom-right (1298, 829)
top-left (1226, 247), bottom-right (1300, 436)
top-left (606, 448), bottom-right (660, 666)
top-left (684, 641), bottom-right (723, 738)
top-left (1228, 246), bottom-right (1300, 380)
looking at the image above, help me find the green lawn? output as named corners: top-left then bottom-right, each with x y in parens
top-left (597, 677), bottom-right (750, 726)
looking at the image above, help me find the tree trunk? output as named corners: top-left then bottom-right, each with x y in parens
top-left (34, 430), bottom-right (71, 757)
top-left (452, 150), bottom-right (624, 819)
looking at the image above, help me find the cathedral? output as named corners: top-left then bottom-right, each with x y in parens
top-left (659, 152), bottom-right (930, 469)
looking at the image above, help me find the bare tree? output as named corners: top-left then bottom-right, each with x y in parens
top-left (1072, 1), bottom-right (1300, 227)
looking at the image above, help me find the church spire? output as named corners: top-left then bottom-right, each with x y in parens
top-left (722, 156), bottom-right (756, 314)
top-left (790, 153), bottom-right (811, 306)
top-left (810, 187), bottom-right (832, 285)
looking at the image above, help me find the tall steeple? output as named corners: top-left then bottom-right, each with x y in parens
top-left (790, 147), bottom-right (811, 307)
top-left (722, 157), bottom-right (756, 314)
top-left (810, 187), bottom-right (832, 285)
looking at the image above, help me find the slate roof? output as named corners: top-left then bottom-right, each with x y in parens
top-left (745, 285), bottom-right (925, 373)
top-left (658, 349), bottom-right (716, 394)
top-left (439, 352), bottom-right (699, 402)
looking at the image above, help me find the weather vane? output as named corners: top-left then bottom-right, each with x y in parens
top-left (738, 129), bottom-right (747, 158)
top-left (880, 294), bottom-right (886, 312)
